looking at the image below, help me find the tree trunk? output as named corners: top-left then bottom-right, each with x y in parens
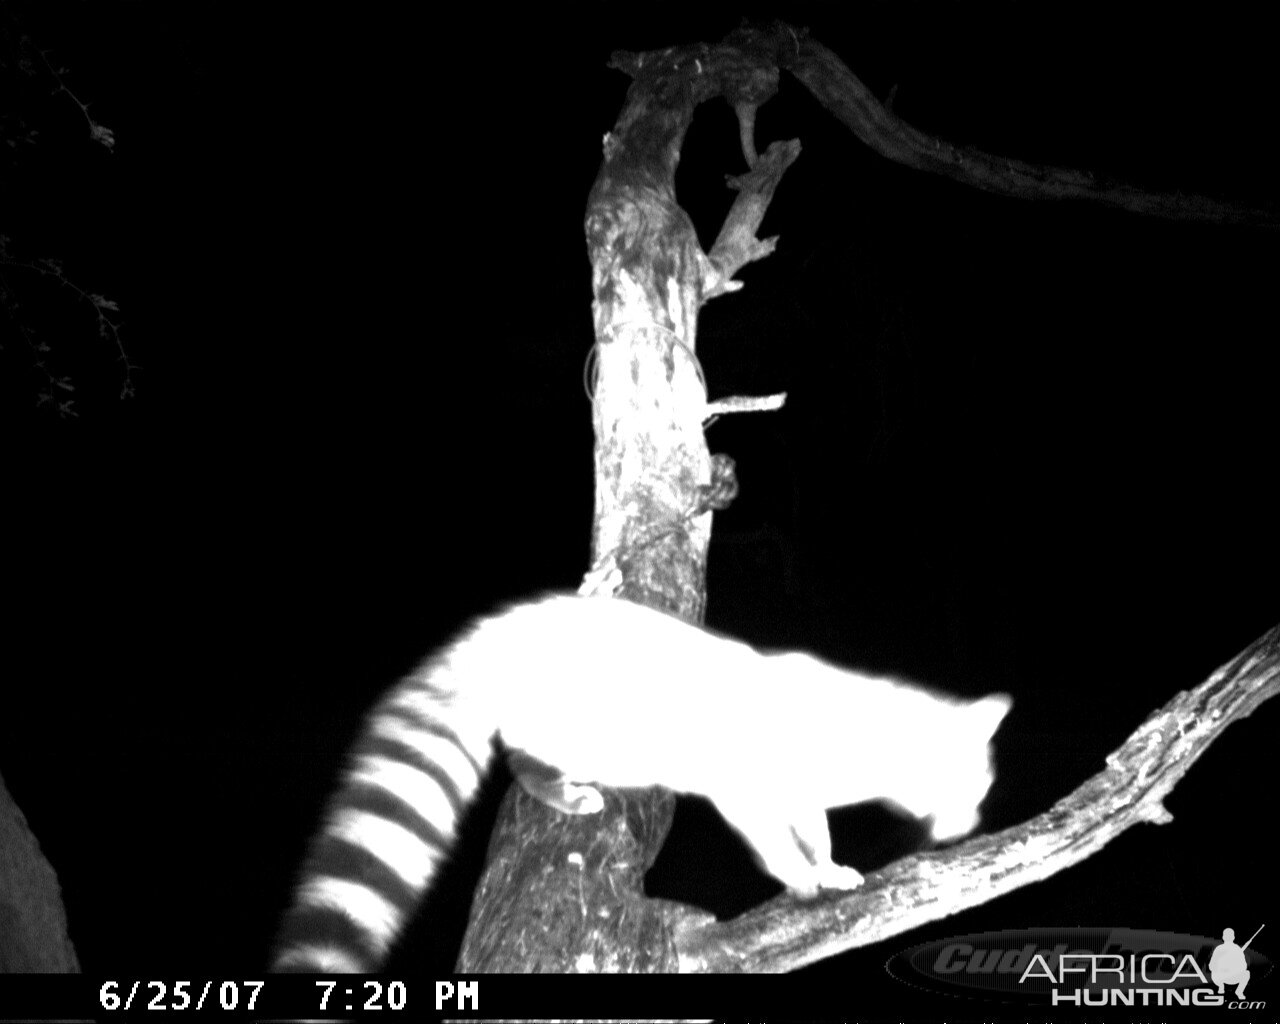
top-left (0, 771), bottom-right (81, 972)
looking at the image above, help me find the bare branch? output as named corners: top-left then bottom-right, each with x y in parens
top-left (763, 25), bottom-right (1277, 229)
top-left (703, 392), bottom-right (787, 420)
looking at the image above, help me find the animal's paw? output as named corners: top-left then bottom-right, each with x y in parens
top-left (557, 782), bottom-right (604, 814)
top-left (815, 863), bottom-right (865, 891)
top-left (514, 768), bottom-right (605, 815)
top-left (786, 862), bottom-right (864, 898)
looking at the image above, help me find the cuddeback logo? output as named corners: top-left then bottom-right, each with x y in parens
top-left (886, 925), bottom-right (1270, 1009)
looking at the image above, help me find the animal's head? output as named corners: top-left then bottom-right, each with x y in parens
top-left (905, 693), bottom-right (1012, 841)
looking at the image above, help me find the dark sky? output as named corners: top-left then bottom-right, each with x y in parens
top-left (3, 1), bottom-right (1278, 1011)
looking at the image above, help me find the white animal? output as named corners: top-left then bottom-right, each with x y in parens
top-left (273, 593), bottom-right (1011, 972)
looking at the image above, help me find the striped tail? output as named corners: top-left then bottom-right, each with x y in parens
top-left (272, 664), bottom-right (493, 972)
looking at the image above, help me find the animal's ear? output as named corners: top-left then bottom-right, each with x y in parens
top-left (969, 693), bottom-right (1012, 737)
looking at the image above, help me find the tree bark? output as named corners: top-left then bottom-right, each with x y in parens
top-left (0, 770), bottom-right (81, 972)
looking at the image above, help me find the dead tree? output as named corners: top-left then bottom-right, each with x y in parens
top-left (455, 22), bottom-right (1278, 973)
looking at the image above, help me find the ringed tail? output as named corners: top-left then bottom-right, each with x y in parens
top-left (272, 663), bottom-right (491, 972)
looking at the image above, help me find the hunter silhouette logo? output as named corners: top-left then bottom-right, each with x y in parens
top-left (1210, 924), bottom-right (1263, 999)
top-left (887, 925), bottom-right (1272, 1008)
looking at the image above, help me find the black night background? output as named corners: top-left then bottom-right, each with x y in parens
top-left (2, 3), bottom-right (1277, 1017)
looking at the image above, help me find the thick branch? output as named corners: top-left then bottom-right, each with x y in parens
top-left (733, 23), bottom-right (1277, 229)
top-left (670, 621), bottom-right (1280, 972)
